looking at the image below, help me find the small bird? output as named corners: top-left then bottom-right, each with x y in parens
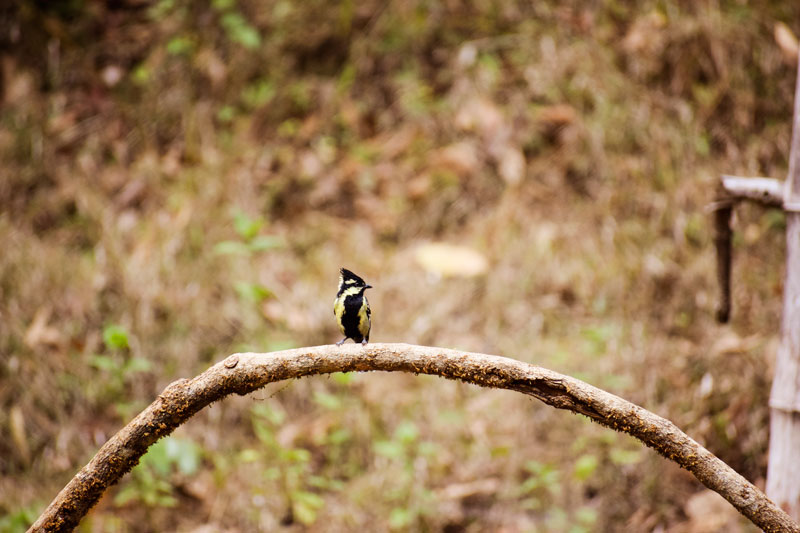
top-left (333, 268), bottom-right (372, 345)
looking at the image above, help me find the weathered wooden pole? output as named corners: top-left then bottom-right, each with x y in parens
top-left (766, 51), bottom-right (800, 520)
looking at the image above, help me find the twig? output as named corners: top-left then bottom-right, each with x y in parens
top-left (28, 343), bottom-right (799, 533)
top-left (719, 175), bottom-right (784, 207)
top-left (711, 175), bottom-right (785, 322)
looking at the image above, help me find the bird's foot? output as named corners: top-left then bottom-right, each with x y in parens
top-left (336, 338), bottom-right (346, 346)
top-left (361, 338), bottom-right (368, 346)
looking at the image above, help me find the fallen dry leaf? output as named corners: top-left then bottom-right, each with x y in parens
top-left (622, 11), bottom-right (667, 54)
top-left (10, 405), bottom-right (31, 466)
top-left (497, 145), bottom-right (525, 185)
top-left (454, 96), bottom-right (504, 137)
top-left (433, 141), bottom-right (481, 177)
top-left (368, 124), bottom-right (417, 160)
top-left (536, 104), bottom-right (577, 127)
top-left (24, 307), bottom-right (64, 349)
top-left (436, 478), bottom-right (500, 500)
top-left (775, 22), bottom-right (799, 64)
top-left (414, 242), bottom-right (488, 278)
top-left (406, 173), bottom-right (432, 200)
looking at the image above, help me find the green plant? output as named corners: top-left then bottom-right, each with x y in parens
top-left (372, 420), bottom-right (437, 528)
top-left (114, 437), bottom-right (203, 508)
top-left (0, 503), bottom-right (41, 533)
top-left (516, 460), bottom-right (562, 510)
top-left (247, 403), bottom-right (328, 525)
top-left (89, 325), bottom-right (151, 412)
top-left (214, 210), bottom-right (283, 257)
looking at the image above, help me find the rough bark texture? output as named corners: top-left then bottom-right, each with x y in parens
top-left (767, 52), bottom-right (800, 520)
top-left (28, 344), bottom-right (798, 533)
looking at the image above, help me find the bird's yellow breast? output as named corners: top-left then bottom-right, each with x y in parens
top-left (357, 299), bottom-right (370, 336)
top-left (333, 297), bottom-right (346, 333)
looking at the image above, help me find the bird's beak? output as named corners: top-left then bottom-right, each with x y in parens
top-left (365, 284), bottom-right (373, 289)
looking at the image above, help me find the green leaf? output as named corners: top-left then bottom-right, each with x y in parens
top-left (389, 507), bottom-right (413, 529)
top-left (148, 0), bottom-right (175, 20)
top-left (221, 13), bottom-right (261, 49)
top-left (154, 491), bottom-right (178, 508)
top-left (374, 440), bottom-right (404, 459)
top-left (90, 354), bottom-right (118, 372)
top-left (165, 438), bottom-right (202, 475)
top-left (490, 445), bottom-right (510, 457)
top-left (293, 490), bottom-right (324, 507)
top-left (233, 210), bottom-right (263, 241)
top-left (331, 372), bottom-right (355, 385)
top-left (518, 476), bottom-right (542, 494)
top-left (524, 460), bottom-right (545, 474)
top-left (217, 105), bottom-right (236, 123)
top-left (573, 454), bottom-right (599, 481)
top-left (251, 403), bottom-right (286, 425)
top-left (131, 64), bottom-right (150, 85)
top-left (124, 357), bottom-right (152, 374)
top-left (103, 325), bottom-right (130, 350)
top-left (252, 420), bottom-right (274, 445)
top-left (238, 449), bottom-right (261, 462)
top-left (308, 475), bottom-right (344, 490)
top-left (248, 235), bottom-right (283, 251)
top-left (418, 441), bottom-right (438, 456)
top-left (313, 391), bottom-right (342, 410)
top-left (233, 281), bottom-right (273, 303)
top-left (242, 80), bottom-right (276, 109)
top-left (610, 448), bottom-right (642, 465)
top-left (143, 439), bottom-right (173, 476)
top-left (576, 506), bottom-right (598, 525)
top-left (166, 36), bottom-right (194, 55)
top-left (292, 490), bottom-right (324, 525)
top-left (520, 461), bottom-right (561, 494)
top-left (213, 240), bottom-right (251, 256)
top-left (337, 63), bottom-right (356, 93)
top-left (114, 484), bottom-right (141, 506)
top-left (327, 428), bottom-right (351, 445)
top-left (282, 448), bottom-right (311, 463)
top-left (277, 118), bottom-right (300, 137)
top-left (568, 526), bottom-right (590, 533)
top-left (395, 421), bottom-right (419, 444)
top-left (0, 503), bottom-right (40, 531)
top-left (177, 448), bottom-right (200, 475)
top-left (765, 208), bottom-right (786, 231)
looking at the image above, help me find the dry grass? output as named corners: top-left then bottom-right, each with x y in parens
top-left (1, 1), bottom-right (799, 531)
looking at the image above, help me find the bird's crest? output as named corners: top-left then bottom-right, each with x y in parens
top-left (340, 268), bottom-right (366, 287)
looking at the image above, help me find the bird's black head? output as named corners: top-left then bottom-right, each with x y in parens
top-left (339, 268), bottom-right (372, 294)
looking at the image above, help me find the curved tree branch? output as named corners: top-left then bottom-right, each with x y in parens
top-left (28, 343), bottom-right (799, 533)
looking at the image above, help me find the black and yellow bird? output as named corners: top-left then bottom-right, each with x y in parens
top-left (333, 268), bottom-right (372, 345)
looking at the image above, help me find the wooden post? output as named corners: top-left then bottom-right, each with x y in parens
top-left (767, 52), bottom-right (800, 520)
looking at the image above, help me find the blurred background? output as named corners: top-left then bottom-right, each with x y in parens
top-left (2, 1), bottom-right (800, 531)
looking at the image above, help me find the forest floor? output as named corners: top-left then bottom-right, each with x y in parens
top-left (2, 1), bottom-right (800, 531)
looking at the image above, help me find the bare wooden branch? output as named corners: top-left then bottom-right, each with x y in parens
top-left (720, 175), bottom-right (784, 206)
top-left (712, 175), bottom-right (785, 323)
top-left (28, 344), bottom-right (799, 533)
